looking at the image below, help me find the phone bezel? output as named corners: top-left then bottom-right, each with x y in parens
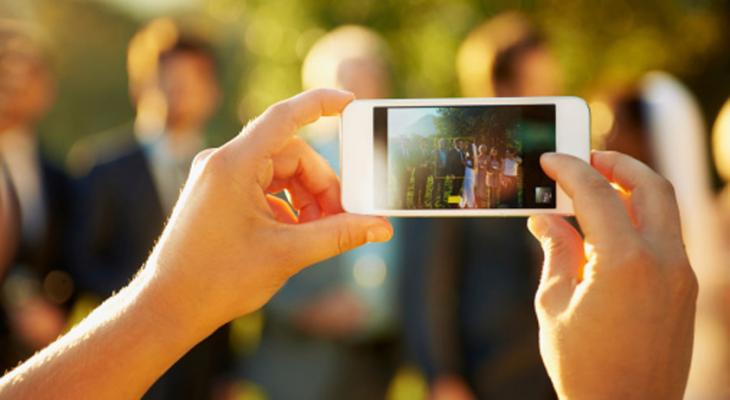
top-left (340, 96), bottom-right (590, 216)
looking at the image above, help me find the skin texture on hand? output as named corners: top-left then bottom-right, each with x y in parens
top-left (146, 88), bottom-right (393, 329)
top-left (0, 89), bottom-right (393, 399)
top-left (528, 151), bottom-right (698, 400)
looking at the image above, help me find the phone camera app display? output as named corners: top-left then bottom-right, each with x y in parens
top-left (374, 105), bottom-right (556, 210)
top-left (535, 187), bottom-right (554, 204)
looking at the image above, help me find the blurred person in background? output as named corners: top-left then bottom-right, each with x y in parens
top-left (0, 158), bottom-right (20, 370)
top-left (0, 161), bottom-right (19, 279)
top-left (459, 140), bottom-right (477, 209)
top-left (413, 138), bottom-right (431, 208)
top-left (431, 138), bottom-right (450, 208)
top-left (68, 19), bottom-right (229, 400)
top-left (238, 25), bottom-right (402, 400)
top-left (501, 148), bottom-right (522, 207)
top-left (599, 72), bottom-right (730, 399)
top-left (446, 138), bottom-right (466, 206)
top-left (400, 12), bottom-right (559, 399)
top-left (475, 144), bottom-right (489, 208)
top-left (0, 20), bottom-right (73, 371)
top-left (712, 98), bottom-right (730, 399)
top-left (715, 98), bottom-right (730, 229)
top-left (484, 146), bottom-right (502, 208)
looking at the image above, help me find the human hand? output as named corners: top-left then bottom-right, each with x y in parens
top-left (528, 151), bottom-right (698, 399)
top-left (144, 89), bottom-right (393, 332)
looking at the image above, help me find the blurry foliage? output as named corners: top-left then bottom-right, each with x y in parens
top-left (1, 0), bottom-right (728, 162)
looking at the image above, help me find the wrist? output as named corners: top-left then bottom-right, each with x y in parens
top-left (131, 260), bottom-right (224, 343)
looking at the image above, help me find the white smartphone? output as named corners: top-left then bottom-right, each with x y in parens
top-left (340, 97), bottom-right (590, 217)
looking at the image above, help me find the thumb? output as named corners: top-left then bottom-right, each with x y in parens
top-left (528, 215), bottom-right (584, 313)
top-left (287, 213), bottom-right (393, 271)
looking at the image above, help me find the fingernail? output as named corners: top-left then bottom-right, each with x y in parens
top-left (541, 152), bottom-right (558, 162)
top-left (367, 225), bottom-right (392, 243)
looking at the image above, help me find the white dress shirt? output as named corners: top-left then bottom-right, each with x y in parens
top-left (142, 131), bottom-right (202, 214)
top-left (0, 128), bottom-right (46, 245)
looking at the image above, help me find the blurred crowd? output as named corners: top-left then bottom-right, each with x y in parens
top-left (1, 7), bottom-right (729, 400)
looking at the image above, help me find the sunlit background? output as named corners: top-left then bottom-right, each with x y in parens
top-left (1, 0), bottom-right (727, 168)
top-left (1, 1), bottom-right (730, 399)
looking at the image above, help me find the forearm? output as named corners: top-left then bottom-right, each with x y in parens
top-left (0, 264), bottom-right (220, 399)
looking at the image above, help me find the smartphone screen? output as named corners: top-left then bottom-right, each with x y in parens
top-left (373, 105), bottom-right (556, 210)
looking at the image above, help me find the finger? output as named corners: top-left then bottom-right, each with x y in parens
top-left (285, 214), bottom-right (393, 271)
top-left (540, 153), bottom-right (637, 249)
top-left (192, 148), bottom-right (216, 168)
top-left (266, 195), bottom-right (298, 224)
top-left (528, 215), bottom-right (584, 313)
top-left (269, 137), bottom-right (343, 216)
top-left (190, 148), bottom-right (217, 177)
top-left (614, 185), bottom-right (637, 226)
top-left (590, 151), bottom-right (683, 244)
top-left (232, 88), bottom-right (354, 156)
top-left (287, 179), bottom-right (322, 223)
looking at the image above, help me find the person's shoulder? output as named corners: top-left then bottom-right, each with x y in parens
top-left (38, 151), bottom-right (69, 182)
top-left (67, 123), bottom-right (142, 178)
top-left (90, 144), bottom-right (146, 177)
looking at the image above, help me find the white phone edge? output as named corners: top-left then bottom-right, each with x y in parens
top-left (340, 96), bottom-right (590, 217)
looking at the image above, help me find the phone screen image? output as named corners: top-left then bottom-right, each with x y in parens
top-left (373, 105), bottom-right (556, 210)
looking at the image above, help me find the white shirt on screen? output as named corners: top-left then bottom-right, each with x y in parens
top-left (503, 156), bottom-right (521, 177)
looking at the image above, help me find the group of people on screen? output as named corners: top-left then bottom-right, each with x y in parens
top-left (393, 136), bottom-right (523, 209)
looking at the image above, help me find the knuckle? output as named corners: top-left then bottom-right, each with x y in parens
top-left (534, 288), bottom-right (549, 312)
top-left (583, 174), bottom-right (612, 195)
top-left (534, 287), bottom-right (555, 314)
top-left (669, 261), bottom-right (699, 301)
top-left (600, 150), bottom-right (623, 166)
top-left (654, 175), bottom-right (677, 199)
top-left (269, 101), bottom-right (296, 128)
top-left (192, 148), bottom-right (215, 167)
top-left (534, 279), bottom-right (565, 313)
top-left (287, 135), bottom-right (307, 151)
top-left (201, 150), bottom-right (228, 175)
top-left (620, 241), bottom-right (656, 268)
top-left (336, 222), bottom-right (358, 254)
top-left (609, 240), bottom-right (659, 282)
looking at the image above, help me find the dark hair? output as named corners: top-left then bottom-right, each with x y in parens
top-left (615, 93), bottom-right (647, 133)
top-left (492, 33), bottom-right (546, 88)
top-left (158, 36), bottom-right (217, 70)
top-left (604, 89), bottom-right (653, 167)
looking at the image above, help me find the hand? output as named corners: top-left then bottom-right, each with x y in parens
top-left (528, 151), bottom-right (698, 399)
top-left (145, 89), bottom-right (393, 331)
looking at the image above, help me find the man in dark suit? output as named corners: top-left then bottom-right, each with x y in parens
top-left (69, 26), bottom-right (228, 400)
top-left (0, 22), bottom-right (73, 370)
top-left (431, 138), bottom-right (450, 208)
top-left (399, 13), bottom-right (562, 398)
top-left (446, 138), bottom-right (465, 207)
